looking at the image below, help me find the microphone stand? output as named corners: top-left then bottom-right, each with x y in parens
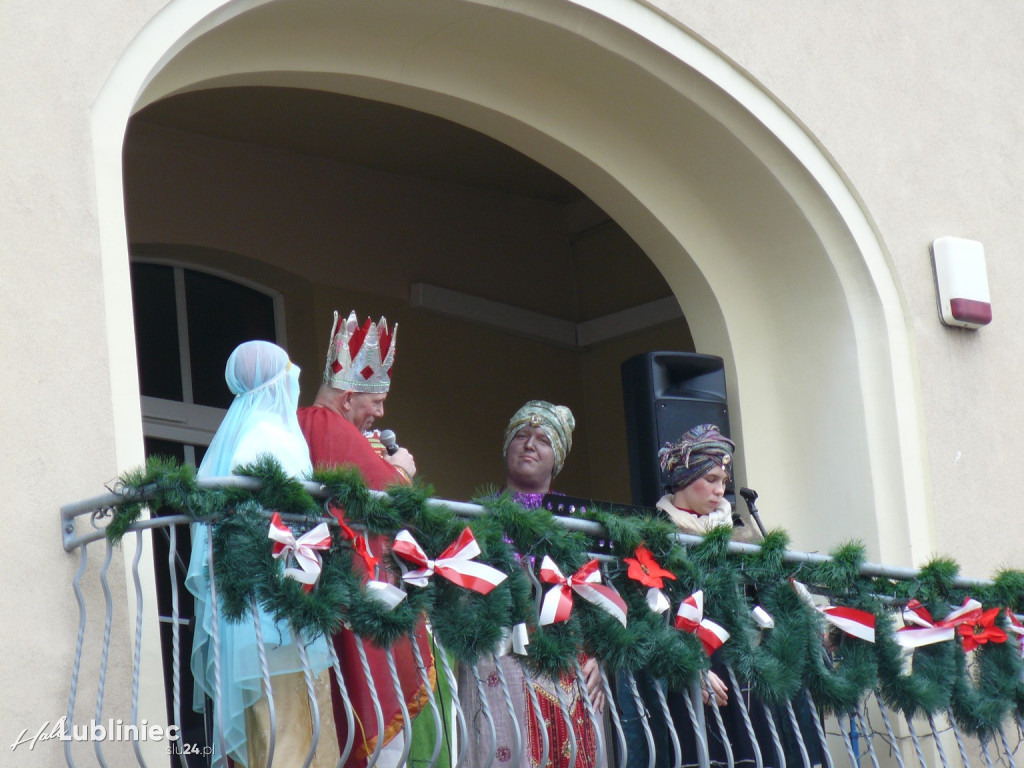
top-left (739, 487), bottom-right (767, 539)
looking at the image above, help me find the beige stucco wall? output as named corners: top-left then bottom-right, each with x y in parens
top-left (652, 0), bottom-right (1024, 577)
top-left (2, 1), bottom-right (166, 763)
top-left (5, 0), bottom-right (1024, 762)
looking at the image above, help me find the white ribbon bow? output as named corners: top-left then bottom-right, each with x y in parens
top-left (752, 605), bottom-right (775, 630)
top-left (647, 588), bottom-right (672, 614)
top-left (496, 623), bottom-right (531, 657)
top-left (268, 513), bottom-right (332, 591)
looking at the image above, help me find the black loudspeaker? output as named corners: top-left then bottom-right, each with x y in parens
top-left (621, 352), bottom-right (731, 507)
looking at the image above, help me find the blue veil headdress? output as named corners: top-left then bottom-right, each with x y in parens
top-left (185, 340), bottom-right (329, 766)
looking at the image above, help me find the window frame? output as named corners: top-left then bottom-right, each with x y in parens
top-left (131, 256), bottom-right (288, 461)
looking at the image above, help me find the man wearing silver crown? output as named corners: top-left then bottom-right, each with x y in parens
top-left (300, 309), bottom-right (416, 484)
top-left (298, 310), bottom-right (433, 768)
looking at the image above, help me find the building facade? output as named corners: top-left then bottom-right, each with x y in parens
top-left (5, 1), bottom-right (1023, 764)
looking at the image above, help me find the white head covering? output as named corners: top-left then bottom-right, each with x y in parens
top-left (198, 340), bottom-right (312, 479)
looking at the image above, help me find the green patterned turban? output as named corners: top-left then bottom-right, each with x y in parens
top-left (503, 400), bottom-right (575, 477)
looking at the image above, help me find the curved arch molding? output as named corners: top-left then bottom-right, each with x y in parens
top-left (94, 0), bottom-right (930, 564)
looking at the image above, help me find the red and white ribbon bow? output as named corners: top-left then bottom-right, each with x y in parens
top-left (538, 556), bottom-right (628, 626)
top-left (268, 513), bottom-right (332, 593)
top-left (895, 597), bottom-right (985, 648)
top-left (393, 527), bottom-right (507, 594)
top-left (901, 599), bottom-right (937, 628)
top-left (896, 599), bottom-right (953, 648)
top-left (939, 597), bottom-right (984, 626)
top-left (895, 598), bottom-right (959, 648)
top-left (674, 590), bottom-right (730, 655)
top-left (791, 579), bottom-right (876, 643)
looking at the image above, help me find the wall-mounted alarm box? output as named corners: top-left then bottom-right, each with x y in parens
top-left (932, 237), bottom-right (992, 329)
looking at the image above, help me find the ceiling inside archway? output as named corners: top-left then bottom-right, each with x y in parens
top-left (135, 87), bottom-right (587, 205)
top-left (128, 86), bottom-right (679, 331)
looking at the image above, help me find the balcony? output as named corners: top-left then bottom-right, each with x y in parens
top-left (58, 460), bottom-right (1024, 767)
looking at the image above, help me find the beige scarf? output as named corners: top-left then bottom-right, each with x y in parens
top-left (656, 494), bottom-right (733, 535)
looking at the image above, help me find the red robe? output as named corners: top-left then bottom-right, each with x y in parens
top-left (298, 406), bottom-right (434, 766)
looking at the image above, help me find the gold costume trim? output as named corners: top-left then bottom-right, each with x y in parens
top-left (352, 656), bottom-right (437, 760)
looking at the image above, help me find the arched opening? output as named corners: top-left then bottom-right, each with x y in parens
top-left (96, 0), bottom-right (930, 568)
top-left (124, 86), bottom-right (697, 510)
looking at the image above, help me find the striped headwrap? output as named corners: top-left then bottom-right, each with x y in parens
top-left (658, 424), bottom-right (734, 491)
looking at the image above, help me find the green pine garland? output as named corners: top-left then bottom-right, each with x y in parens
top-left (102, 455), bottom-right (1024, 732)
top-left (800, 544), bottom-right (880, 716)
top-left (875, 560), bottom-right (960, 718)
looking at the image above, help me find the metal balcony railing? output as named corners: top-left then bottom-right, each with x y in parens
top-left (59, 478), bottom-right (1024, 768)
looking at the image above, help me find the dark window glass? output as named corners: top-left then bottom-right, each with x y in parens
top-left (130, 264), bottom-right (183, 401)
top-left (143, 437), bottom-right (187, 464)
top-left (185, 271), bottom-right (277, 408)
top-left (133, 260), bottom-right (269, 763)
top-left (142, 437), bottom-right (205, 469)
top-left (141, 435), bottom-right (205, 756)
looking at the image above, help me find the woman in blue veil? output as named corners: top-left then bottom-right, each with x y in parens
top-left (185, 340), bottom-right (336, 767)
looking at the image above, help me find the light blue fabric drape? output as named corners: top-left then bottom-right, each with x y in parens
top-left (184, 340), bottom-right (331, 767)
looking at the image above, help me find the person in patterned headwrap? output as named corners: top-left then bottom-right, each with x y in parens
top-left (655, 423), bottom-right (736, 535)
top-left (502, 399), bottom-right (576, 507)
top-left (458, 400), bottom-right (606, 768)
top-left (619, 424), bottom-right (736, 768)
top-left (632, 423), bottom-right (812, 768)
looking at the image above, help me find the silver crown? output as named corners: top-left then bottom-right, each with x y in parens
top-left (322, 310), bottom-right (397, 393)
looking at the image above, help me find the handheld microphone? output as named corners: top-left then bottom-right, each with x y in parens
top-left (379, 429), bottom-right (400, 456)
